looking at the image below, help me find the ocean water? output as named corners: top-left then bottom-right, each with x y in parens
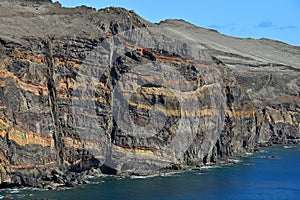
top-left (1, 145), bottom-right (300, 200)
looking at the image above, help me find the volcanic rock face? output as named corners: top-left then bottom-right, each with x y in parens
top-left (0, 0), bottom-right (300, 187)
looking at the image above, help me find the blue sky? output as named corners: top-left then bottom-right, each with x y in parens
top-left (59, 0), bottom-right (300, 46)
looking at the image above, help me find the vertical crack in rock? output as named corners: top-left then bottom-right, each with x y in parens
top-left (45, 38), bottom-right (64, 170)
top-left (109, 38), bottom-right (115, 144)
top-left (103, 38), bottom-right (116, 171)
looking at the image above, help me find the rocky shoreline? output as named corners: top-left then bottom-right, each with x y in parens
top-left (0, 144), bottom-right (276, 190)
top-left (0, 143), bottom-right (299, 191)
top-left (0, 163), bottom-right (232, 191)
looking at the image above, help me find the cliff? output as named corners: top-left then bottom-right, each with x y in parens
top-left (0, 0), bottom-right (299, 188)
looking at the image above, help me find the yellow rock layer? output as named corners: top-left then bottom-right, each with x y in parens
top-left (62, 137), bottom-right (83, 149)
top-left (0, 59), bottom-right (13, 82)
top-left (114, 144), bottom-right (155, 154)
top-left (267, 110), bottom-right (295, 125)
top-left (8, 127), bottom-right (54, 147)
top-left (1, 57), bottom-right (49, 96)
top-left (226, 109), bottom-right (255, 119)
top-left (113, 144), bottom-right (179, 164)
top-left (12, 50), bottom-right (82, 70)
top-left (13, 50), bottom-right (46, 65)
top-left (10, 161), bottom-right (57, 169)
top-left (17, 78), bottom-right (49, 96)
top-left (0, 118), bottom-right (53, 147)
top-left (128, 101), bottom-right (219, 117)
top-left (0, 118), bottom-right (9, 138)
top-left (0, 118), bottom-right (87, 149)
top-left (0, 81), bottom-right (6, 87)
top-left (129, 100), bottom-right (257, 119)
top-left (56, 78), bottom-right (110, 104)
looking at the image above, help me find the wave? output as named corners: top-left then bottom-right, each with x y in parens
top-left (200, 165), bottom-right (222, 170)
top-left (160, 172), bottom-right (180, 177)
top-left (243, 163), bottom-right (255, 166)
top-left (86, 175), bottom-right (96, 179)
top-left (6, 188), bottom-right (20, 194)
top-left (131, 172), bottom-right (180, 179)
top-left (284, 145), bottom-right (296, 149)
top-left (131, 174), bottom-right (160, 179)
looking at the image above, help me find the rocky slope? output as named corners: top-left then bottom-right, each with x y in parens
top-left (0, 0), bottom-right (299, 188)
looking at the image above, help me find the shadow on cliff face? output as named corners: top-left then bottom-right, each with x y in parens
top-left (70, 27), bottom-right (226, 175)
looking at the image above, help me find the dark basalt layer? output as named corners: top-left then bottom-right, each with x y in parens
top-left (0, 0), bottom-right (299, 188)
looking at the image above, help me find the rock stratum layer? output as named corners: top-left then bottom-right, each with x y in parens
top-left (0, 0), bottom-right (300, 188)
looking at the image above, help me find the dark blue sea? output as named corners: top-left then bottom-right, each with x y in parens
top-left (1, 145), bottom-right (300, 200)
